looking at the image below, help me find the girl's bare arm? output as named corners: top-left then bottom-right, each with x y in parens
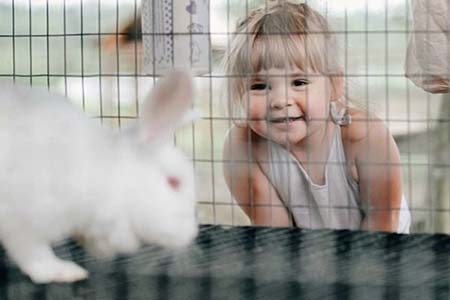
top-left (350, 117), bottom-right (403, 232)
top-left (223, 126), bottom-right (292, 227)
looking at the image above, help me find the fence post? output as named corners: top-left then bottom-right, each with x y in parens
top-left (433, 93), bottom-right (450, 233)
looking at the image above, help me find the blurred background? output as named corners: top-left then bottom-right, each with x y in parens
top-left (0, 0), bottom-right (447, 233)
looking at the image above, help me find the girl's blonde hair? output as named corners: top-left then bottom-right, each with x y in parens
top-left (223, 1), bottom-right (345, 120)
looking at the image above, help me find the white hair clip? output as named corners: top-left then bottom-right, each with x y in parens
top-left (330, 101), bottom-right (351, 126)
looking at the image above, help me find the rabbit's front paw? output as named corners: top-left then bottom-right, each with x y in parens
top-left (25, 259), bottom-right (89, 284)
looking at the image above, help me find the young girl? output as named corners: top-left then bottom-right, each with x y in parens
top-left (222, 1), bottom-right (411, 233)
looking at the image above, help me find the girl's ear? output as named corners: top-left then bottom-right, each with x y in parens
top-left (329, 74), bottom-right (344, 101)
top-left (231, 103), bottom-right (248, 129)
top-left (139, 70), bottom-right (194, 144)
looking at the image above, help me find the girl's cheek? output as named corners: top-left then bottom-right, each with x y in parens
top-left (248, 98), bottom-right (266, 115)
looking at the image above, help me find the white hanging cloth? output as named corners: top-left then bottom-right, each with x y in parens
top-left (405, 0), bottom-right (450, 93)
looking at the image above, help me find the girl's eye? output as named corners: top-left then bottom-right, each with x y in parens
top-left (292, 79), bottom-right (309, 87)
top-left (250, 83), bottom-right (269, 91)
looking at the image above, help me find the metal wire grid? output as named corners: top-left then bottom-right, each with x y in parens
top-left (0, 0), bottom-right (448, 233)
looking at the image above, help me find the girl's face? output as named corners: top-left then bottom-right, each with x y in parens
top-left (243, 66), bottom-right (338, 146)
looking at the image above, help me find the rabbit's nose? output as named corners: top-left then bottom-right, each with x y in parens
top-left (167, 176), bottom-right (181, 191)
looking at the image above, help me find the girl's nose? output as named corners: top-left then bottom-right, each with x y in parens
top-left (269, 88), bottom-right (294, 110)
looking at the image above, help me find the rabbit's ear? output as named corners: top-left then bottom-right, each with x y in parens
top-left (139, 70), bottom-right (194, 144)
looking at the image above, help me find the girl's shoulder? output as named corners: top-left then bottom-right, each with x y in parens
top-left (340, 107), bottom-right (395, 182)
top-left (340, 107), bottom-right (391, 146)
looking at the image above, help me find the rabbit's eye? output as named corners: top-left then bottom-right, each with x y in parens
top-left (167, 176), bottom-right (181, 191)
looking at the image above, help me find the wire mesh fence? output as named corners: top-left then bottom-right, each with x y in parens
top-left (0, 0), bottom-right (449, 234)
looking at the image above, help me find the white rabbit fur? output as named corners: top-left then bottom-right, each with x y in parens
top-left (0, 71), bottom-right (198, 284)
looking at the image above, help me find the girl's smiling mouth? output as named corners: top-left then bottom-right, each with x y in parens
top-left (269, 116), bottom-right (304, 123)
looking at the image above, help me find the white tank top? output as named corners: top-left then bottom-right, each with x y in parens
top-left (264, 104), bottom-right (411, 233)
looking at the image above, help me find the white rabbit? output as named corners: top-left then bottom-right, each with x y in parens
top-left (0, 71), bottom-right (198, 284)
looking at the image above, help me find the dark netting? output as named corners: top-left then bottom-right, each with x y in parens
top-left (1, 225), bottom-right (450, 299)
